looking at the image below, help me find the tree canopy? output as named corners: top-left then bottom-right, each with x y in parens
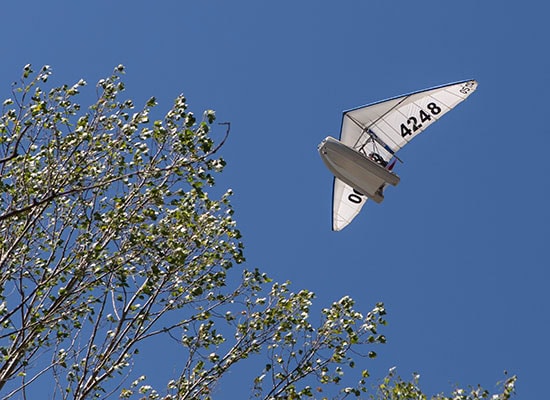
top-left (0, 65), bottom-right (515, 399)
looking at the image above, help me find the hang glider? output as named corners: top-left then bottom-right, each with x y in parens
top-left (318, 80), bottom-right (478, 231)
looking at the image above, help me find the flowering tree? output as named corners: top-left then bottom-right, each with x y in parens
top-left (0, 65), bottom-right (515, 399)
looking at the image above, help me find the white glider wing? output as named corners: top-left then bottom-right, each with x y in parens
top-left (332, 80), bottom-right (478, 231)
top-left (332, 177), bottom-right (368, 231)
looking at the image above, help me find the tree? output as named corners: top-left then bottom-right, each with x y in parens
top-left (0, 65), bottom-right (515, 399)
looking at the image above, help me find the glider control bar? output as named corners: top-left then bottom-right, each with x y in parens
top-left (345, 114), bottom-right (403, 163)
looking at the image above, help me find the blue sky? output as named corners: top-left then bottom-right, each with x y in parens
top-left (1, 1), bottom-right (548, 398)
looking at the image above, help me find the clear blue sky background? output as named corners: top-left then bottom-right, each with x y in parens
top-left (1, 1), bottom-right (548, 398)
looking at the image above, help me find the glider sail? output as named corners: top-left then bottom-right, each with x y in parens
top-left (332, 177), bottom-right (367, 231)
top-left (330, 79), bottom-right (478, 231)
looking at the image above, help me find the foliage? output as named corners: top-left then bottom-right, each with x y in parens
top-left (373, 369), bottom-right (516, 400)
top-left (0, 65), bottom-right (516, 400)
